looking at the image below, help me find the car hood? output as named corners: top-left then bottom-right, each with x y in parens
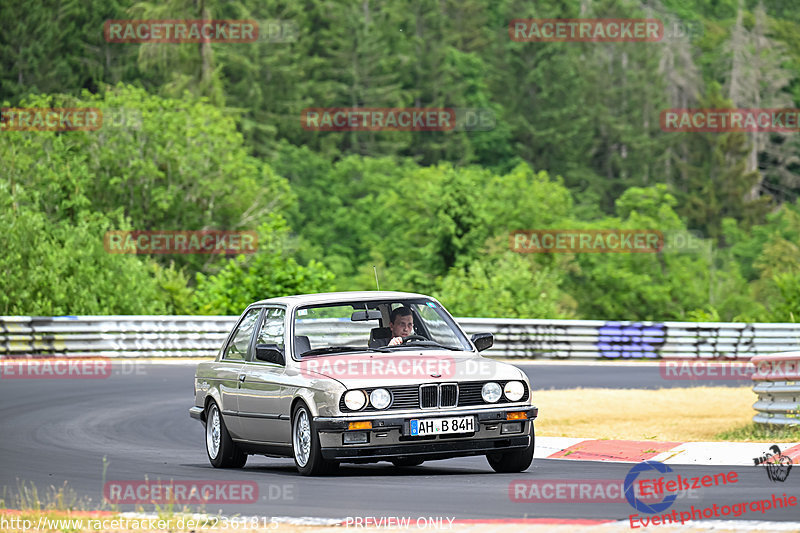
top-left (295, 350), bottom-right (527, 389)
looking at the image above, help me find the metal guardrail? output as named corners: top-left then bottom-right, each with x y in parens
top-left (1, 315), bottom-right (800, 360)
top-left (0, 316), bottom-right (232, 358)
top-left (751, 352), bottom-right (800, 426)
top-left (457, 318), bottom-right (800, 359)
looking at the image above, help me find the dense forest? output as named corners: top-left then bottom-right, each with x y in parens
top-left (1, 0), bottom-right (799, 321)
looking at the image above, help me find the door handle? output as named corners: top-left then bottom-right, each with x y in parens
top-left (238, 375), bottom-right (246, 382)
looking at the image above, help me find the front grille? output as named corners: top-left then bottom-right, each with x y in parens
top-left (420, 384), bottom-right (438, 408)
top-left (457, 382), bottom-right (487, 406)
top-left (439, 384), bottom-right (458, 407)
top-left (339, 380), bottom-right (529, 412)
top-left (389, 388), bottom-right (419, 409)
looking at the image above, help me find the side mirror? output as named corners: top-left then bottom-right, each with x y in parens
top-left (255, 343), bottom-right (285, 365)
top-left (471, 333), bottom-right (493, 352)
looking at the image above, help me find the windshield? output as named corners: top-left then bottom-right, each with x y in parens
top-left (292, 298), bottom-right (472, 359)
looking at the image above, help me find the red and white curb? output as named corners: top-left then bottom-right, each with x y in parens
top-left (536, 437), bottom-right (800, 466)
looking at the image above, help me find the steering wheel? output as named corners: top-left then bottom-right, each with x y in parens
top-left (401, 334), bottom-right (428, 344)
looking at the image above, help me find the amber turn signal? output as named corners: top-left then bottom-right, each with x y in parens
top-left (348, 421), bottom-right (373, 430)
top-left (506, 411), bottom-right (527, 420)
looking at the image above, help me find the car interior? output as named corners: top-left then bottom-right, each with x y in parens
top-left (292, 302), bottom-right (434, 358)
top-left (366, 303), bottom-right (429, 348)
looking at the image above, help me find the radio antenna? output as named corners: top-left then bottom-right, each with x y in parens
top-left (373, 265), bottom-right (380, 291)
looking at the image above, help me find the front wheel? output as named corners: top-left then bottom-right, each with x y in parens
top-left (292, 402), bottom-right (338, 476)
top-left (205, 401), bottom-right (247, 468)
top-left (487, 424), bottom-right (534, 473)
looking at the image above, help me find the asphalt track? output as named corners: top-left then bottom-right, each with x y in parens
top-left (1, 362), bottom-right (794, 523)
top-left (516, 360), bottom-right (754, 390)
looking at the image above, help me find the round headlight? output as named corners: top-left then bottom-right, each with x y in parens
top-left (481, 382), bottom-right (502, 403)
top-left (344, 390), bottom-right (367, 411)
top-left (369, 388), bottom-right (391, 410)
top-left (504, 381), bottom-right (525, 401)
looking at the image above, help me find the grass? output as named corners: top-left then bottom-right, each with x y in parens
top-left (716, 422), bottom-right (800, 442)
top-left (0, 481), bottom-right (89, 512)
top-left (533, 386), bottom-right (799, 442)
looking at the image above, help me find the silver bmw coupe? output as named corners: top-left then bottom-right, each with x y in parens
top-left (190, 291), bottom-right (537, 475)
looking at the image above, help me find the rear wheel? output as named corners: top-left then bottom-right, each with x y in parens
top-left (487, 424), bottom-right (534, 473)
top-left (205, 401), bottom-right (247, 468)
top-left (291, 402), bottom-right (338, 476)
top-left (391, 457), bottom-right (425, 467)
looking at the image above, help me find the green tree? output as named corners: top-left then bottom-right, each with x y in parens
top-left (0, 133), bottom-right (174, 314)
top-left (436, 252), bottom-right (576, 318)
top-left (563, 186), bottom-right (711, 320)
top-left (31, 85), bottom-right (297, 274)
top-left (191, 217), bottom-right (335, 314)
top-left (670, 84), bottom-right (770, 239)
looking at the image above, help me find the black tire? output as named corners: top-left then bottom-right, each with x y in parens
top-left (291, 402), bottom-right (338, 476)
top-left (391, 457), bottom-right (425, 467)
top-left (487, 424), bottom-right (534, 473)
top-left (205, 401), bottom-right (247, 468)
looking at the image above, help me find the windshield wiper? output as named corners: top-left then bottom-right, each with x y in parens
top-left (383, 341), bottom-right (462, 351)
top-left (300, 346), bottom-right (385, 357)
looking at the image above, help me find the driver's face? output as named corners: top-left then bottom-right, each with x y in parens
top-left (390, 315), bottom-right (414, 338)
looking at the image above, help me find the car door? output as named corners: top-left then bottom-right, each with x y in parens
top-left (216, 307), bottom-right (262, 439)
top-left (236, 306), bottom-right (292, 444)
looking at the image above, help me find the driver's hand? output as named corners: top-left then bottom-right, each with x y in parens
top-left (388, 336), bottom-right (403, 346)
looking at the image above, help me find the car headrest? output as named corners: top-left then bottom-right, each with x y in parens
top-left (369, 327), bottom-right (391, 341)
top-left (295, 335), bottom-right (311, 357)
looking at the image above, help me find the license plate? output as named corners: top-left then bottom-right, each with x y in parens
top-left (409, 416), bottom-right (475, 436)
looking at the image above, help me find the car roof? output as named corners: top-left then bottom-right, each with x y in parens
top-left (251, 291), bottom-right (432, 307)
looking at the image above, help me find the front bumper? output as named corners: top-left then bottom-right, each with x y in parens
top-left (315, 406), bottom-right (537, 461)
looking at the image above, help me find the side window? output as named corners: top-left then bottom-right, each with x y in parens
top-left (223, 308), bottom-right (261, 361)
top-left (256, 308), bottom-right (285, 352)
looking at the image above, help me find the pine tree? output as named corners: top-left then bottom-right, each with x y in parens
top-left (672, 84), bottom-right (770, 239)
top-left (726, 0), bottom-right (794, 200)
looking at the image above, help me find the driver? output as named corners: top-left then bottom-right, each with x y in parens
top-left (379, 306), bottom-right (415, 347)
